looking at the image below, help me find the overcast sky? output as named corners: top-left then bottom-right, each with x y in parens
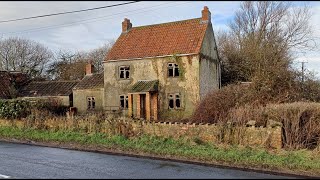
top-left (0, 1), bottom-right (319, 78)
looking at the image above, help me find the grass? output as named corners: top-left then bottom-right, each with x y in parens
top-left (0, 125), bottom-right (319, 176)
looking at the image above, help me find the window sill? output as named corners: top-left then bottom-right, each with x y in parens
top-left (168, 108), bottom-right (183, 111)
top-left (118, 79), bottom-right (131, 81)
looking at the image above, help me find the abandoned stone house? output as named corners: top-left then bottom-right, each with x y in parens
top-left (0, 6), bottom-right (221, 122)
top-left (103, 6), bottom-right (221, 121)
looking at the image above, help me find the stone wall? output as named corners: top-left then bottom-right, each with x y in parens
top-left (0, 116), bottom-right (282, 149)
top-left (127, 120), bottom-right (282, 149)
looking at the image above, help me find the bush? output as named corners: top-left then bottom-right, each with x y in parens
top-left (265, 102), bottom-right (320, 150)
top-left (223, 102), bottom-right (320, 150)
top-left (0, 99), bottom-right (31, 119)
top-left (0, 98), bottom-right (69, 120)
top-left (191, 83), bottom-right (251, 124)
top-left (33, 98), bottom-right (69, 116)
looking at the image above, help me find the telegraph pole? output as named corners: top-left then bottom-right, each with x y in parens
top-left (299, 61), bottom-right (308, 98)
top-left (299, 61), bottom-right (308, 83)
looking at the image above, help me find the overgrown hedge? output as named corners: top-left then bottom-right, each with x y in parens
top-left (0, 99), bottom-right (31, 119)
top-left (0, 98), bottom-right (69, 119)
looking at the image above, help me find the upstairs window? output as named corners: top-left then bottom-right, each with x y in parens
top-left (168, 93), bottom-right (181, 109)
top-left (119, 66), bottom-right (130, 79)
top-left (168, 63), bottom-right (179, 77)
top-left (87, 97), bottom-right (95, 110)
top-left (120, 95), bottom-right (128, 109)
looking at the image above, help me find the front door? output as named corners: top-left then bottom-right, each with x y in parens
top-left (140, 94), bottom-right (146, 119)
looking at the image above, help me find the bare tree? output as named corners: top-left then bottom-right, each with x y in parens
top-left (86, 41), bottom-right (114, 73)
top-left (46, 50), bottom-right (87, 81)
top-left (218, 1), bottom-right (317, 86)
top-left (215, 1), bottom-right (319, 103)
top-left (0, 37), bottom-right (53, 78)
top-left (46, 40), bottom-right (114, 80)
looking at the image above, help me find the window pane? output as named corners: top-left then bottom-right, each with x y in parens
top-left (88, 100), bottom-right (91, 109)
top-left (120, 71), bottom-right (124, 78)
top-left (92, 101), bottom-right (95, 109)
top-left (169, 99), bottom-right (174, 109)
top-left (120, 99), bottom-right (124, 108)
top-left (120, 67), bottom-right (124, 70)
top-left (125, 70), bottom-right (130, 79)
top-left (124, 67), bottom-right (129, 70)
top-left (174, 67), bottom-right (179, 77)
top-left (120, 95), bottom-right (124, 108)
top-left (176, 98), bottom-right (181, 108)
top-left (168, 69), bottom-right (173, 77)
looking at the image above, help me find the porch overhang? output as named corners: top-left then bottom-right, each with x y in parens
top-left (128, 80), bottom-right (159, 94)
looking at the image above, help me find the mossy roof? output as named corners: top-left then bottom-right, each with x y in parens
top-left (130, 80), bottom-right (159, 93)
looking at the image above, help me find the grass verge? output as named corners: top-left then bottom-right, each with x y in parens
top-left (0, 126), bottom-right (319, 177)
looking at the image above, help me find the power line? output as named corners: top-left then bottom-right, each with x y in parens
top-left (2, 1), bottom-right (192, 35)
top-left (0, 1), bottom-right (140, 24)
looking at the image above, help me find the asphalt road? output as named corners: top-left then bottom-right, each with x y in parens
top-left (0, 141), bottom-right (297, 179)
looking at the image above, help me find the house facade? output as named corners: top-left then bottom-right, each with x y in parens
top-left (72, 63), bottom-right (104, 113)
top-left (103, 6), bottom-right (221, 121)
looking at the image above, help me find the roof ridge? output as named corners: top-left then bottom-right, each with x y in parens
top-left (30, 80), bottom-right (80, 83)
top-left (132, 17), bottom-right (201, 29)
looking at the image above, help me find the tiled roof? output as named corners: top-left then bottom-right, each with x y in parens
top-left (0, 71), bottom-right (12, 99)
top-left (73, 73), bottom-right (104, 90)
top-left (130, 80), bottom-right (159, 93)
top-left (105, 18), bottom-right (208, 61)
top-left (19, 81), bottom-right (79, 97)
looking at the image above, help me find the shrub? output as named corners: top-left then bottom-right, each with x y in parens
top-left (32, 98), bottom-right (69, 116)
top-left (224, 102), bottom-right (320, 150)
top-left (265, 102), bottom-right (320, 150)
top-left (191, 83), bottom-right (251, 124)
top-left (0, 99), bottom-right (31, 119)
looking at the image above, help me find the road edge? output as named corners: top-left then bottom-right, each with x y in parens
top-left (0, 138), bottom-right (318, 179)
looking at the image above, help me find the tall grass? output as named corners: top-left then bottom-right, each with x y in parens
top-left (225, 102), bottom-right (320, 150)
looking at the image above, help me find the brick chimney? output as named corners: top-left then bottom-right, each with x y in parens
top-left (85, 61), bottom-right (95, 75)
top-left (201, 6), bottom-right (211, 23)
top-left (122, 18), bottom-right (132, 33)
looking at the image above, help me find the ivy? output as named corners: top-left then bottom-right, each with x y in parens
top-left (172, 53), bottom-right (185, 81)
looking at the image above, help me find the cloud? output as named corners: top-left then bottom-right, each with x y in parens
top-left (0, 1), bottom-right (319, 78)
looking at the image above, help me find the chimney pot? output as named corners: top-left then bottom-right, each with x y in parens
top-left (201, 6), bottom-right (211, 22)
top-left (122, 18), bottom-right (132, 33)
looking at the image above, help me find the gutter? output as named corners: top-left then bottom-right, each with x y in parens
top-left (103, 53), bottom-right (199, 63)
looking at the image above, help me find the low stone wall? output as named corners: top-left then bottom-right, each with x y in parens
top-left (0, 117), bottom-right (282, 149)
top-left (128, 121), bottom-right (282, 149)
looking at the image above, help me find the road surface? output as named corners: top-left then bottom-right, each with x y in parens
top-left (0, 141), bottom-right (297, 179)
